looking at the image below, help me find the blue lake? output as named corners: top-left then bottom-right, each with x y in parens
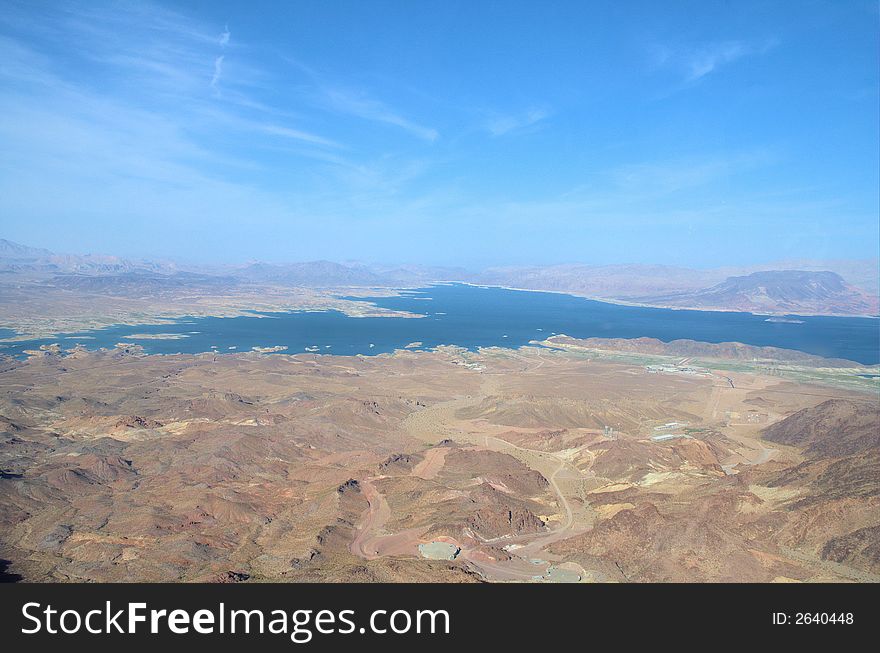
top-left (1, 284), bottom-right (878, 364)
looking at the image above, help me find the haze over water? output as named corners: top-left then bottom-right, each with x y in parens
top-left (3, 285), bottom-right (878, 364)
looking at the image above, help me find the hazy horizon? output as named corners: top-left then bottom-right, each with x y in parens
top-left (1, 0), bottom-right (878, 268)
top-left (5, 235), bottom-right (880, 274)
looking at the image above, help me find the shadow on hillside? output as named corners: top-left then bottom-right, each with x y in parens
top-left (0, 559), bottom-right (22, 582)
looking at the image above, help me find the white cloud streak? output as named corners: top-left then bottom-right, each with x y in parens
top-left (652, 38), bottom-right (779, 84)
top-left (318, 86), bottom-right (439, 141)
top-left (0, 1), bottom-right (445, 261)
top-left (210, 54), bottom-right (224, 89)
top-left (259, 123), bottom-right (341, 148)
top-left (486, 108), bottom-right (550, 136)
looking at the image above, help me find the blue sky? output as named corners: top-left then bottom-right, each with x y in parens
top-left (0, 0), bottom-right (877, 267)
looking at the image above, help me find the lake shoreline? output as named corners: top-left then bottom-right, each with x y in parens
top-left (2, 284), bottom-right (878, 364)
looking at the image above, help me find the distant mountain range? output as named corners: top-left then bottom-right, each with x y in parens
top-left (474, 263), bottom-right (714, 297)
top-left (1, 238), bottom-right (877, 316)
top-left (544, 335), bottom-right (861, 367)
top-left (234, 260), bottom-right (470, 287)
top-left (0, 238), bottom-right (175, 276)
top-left (0, 239), bottom-right (53, 259)
top-left (631, 270), bottom-right (879, 316)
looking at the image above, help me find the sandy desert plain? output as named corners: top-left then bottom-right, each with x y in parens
top-left (1, 328), bottom-right (878, 583)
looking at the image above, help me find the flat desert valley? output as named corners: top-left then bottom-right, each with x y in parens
top-left (1, 336), bottom-right (877, 583)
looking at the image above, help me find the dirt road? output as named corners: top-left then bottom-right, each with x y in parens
top-left (394, 376), bottom-right (593, 579)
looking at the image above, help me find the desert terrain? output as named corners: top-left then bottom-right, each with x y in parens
top-left (1, 337), bottom-right (877, 583)
top-left (1, 0), bottom-right (877, 601)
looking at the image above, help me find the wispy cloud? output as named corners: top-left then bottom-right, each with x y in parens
top-left (0, 1), bottom-right (869, 267)
top-left (210, 54), bottom-right (224, 89)
top-left (442, 150), bottom-right (798, 243)
top-left (0, 0), bottom-right (443, 260)
top-left (685, 41), bottom-right (767, 82)
top-left (651, 38), bottom-right (779, 84)
top-left (319, 86), bottom-right (439, 142)
top-left (486, 107), bottom-right (550, 136)
top-left (608, 150), bottom-right (773, 194)
top-left (279, 54), bottom-right (440, 142)
top-left (259, 123), bottom-right (341, 148)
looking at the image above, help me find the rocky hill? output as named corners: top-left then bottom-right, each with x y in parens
top-left (543, 335), bottom-right (865, 367)
top-left (763, 399), bottom-right (879, 458)
top-left (475, 264), bottom-right (715, 298)
top-left (0, 238), bottom-right (53, 260)
top-left (761, 399), bottom-right (880, 574)
top-left (635, 270), bottom-right (879, 316)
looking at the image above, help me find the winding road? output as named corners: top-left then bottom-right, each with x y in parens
top-left (382, 375), bottom-right (595, 578)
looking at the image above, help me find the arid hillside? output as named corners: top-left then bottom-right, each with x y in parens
top-left (1, 342), bottom-right (876, 582)
top-left (634, 271), bottom-right (879, 316)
